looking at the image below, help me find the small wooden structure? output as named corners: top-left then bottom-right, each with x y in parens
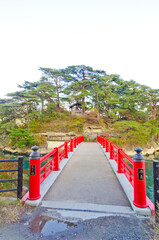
top-left (69, 102), bottom-right (82, 115)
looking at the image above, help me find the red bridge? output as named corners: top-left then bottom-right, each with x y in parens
top-left (22, 136), bottom-right (154, 218)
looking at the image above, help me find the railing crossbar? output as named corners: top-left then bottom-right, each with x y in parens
top-left (0, 169), bottom-right (18, 172)
top-left (120, 150), bottom-right (133, 164)
top-left (0, 188), bottom-right (18, 193)
top-left (121, 159), bottom-right (133, 172)
top-left (0, 159), bottom-right (18, 162)
top-left (111, 143), bottom-right (119, 150)
top-left (40, 149), bottom-right (56, 163)
top-left (40, 158), bottom-right (54, 172)
top-left (0, 178), bottom-right (18, 182)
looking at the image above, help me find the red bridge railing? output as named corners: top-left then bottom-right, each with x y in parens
top-left (97, 136), bottom-right (154, 215)
top-left (28, 136), bottom-right (84, 201)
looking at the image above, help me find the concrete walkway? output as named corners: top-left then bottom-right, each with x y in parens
top-left (43, 143), bottom-right (130, 207)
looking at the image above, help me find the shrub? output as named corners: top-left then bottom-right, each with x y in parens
top-left (111, 121), bottom-right (151, 148)
top-left (9, 128), bottom-right (35, 149)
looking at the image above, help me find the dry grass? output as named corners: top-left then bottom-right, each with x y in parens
top-left (0, 199), bottom-right (30, 226)
top-left (148, 217), bottom-right (159, 240)
top-left (147, 205), bottom-right (159, 240)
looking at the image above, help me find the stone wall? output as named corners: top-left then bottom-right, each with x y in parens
top-left (39, 132), bottom-right (76, 153)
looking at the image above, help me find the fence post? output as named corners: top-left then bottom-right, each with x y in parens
top-left (110, 142), bottom-right (114, 160)
top-left (101, 137), bottom-right (104, 147)
top-left (103, 138), bottom-right (106, 148)
top-left (117, 148), bottom-right (123, 173)
top-left (133, 147), bottom-right (147, 208)
top-left (70, 139), bottom-right (73, 152)
top-left (64, 142), bottom-right (68, 158)
top-left (106, 139), bottom-right (109, 152)
top-left (153, 160), bottom-right (159, 221)
top-left (77, 137), bottom-right (79, 146)
top-left (29, 146), bottom-right (41, 201)
top-left (17, 156), bottom-right (23, 199)
top-left (53, 147), bottom-right (60, 171)
top-left (74, 137), bottom-right (77, 148)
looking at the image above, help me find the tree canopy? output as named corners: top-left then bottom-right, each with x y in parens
top-left (0, 65), bottom-right (159, 124)
top-left (0, 65), bottom-right (159, 148)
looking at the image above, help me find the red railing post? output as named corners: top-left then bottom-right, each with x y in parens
top-left (50, 160), bottom-right (53, 170)
top-left (77, 137), bottom-right (79, 146)
top-left (133, 147), bottom-right (147, 208)
top-left (106, 139), bottom-right (109, 152)
top-left (70, 139), bottom-right (73, 152)
top-left (110, 142), bottom-right (114, 160)
top-left (103, 138), bottom-right (106, 148)
top-left (64, 142), bottom-right (68, 158)
top-left (74, 137), bottom-right (77, 148)
top-left (100, 137), bottom-right (102, 146)
top-left (53, 147), bottom-right (60, 171)
top-left (101, 137), bottom-right (104, 147)
top-left (29, 145), bottom-right (41, 201)
top-left (117, 148), bottom-right (123, 173)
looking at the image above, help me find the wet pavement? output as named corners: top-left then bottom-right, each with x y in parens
top-left (0, 206), bottom-right (154, 240)
top-left (0, 143), bottom-right (154, 239)
top-left (28, 215), bottom-right (77, 237)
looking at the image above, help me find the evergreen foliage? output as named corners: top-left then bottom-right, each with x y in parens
top-left (0, 65), bottom-right (159, 148)
top-left (9, 128), bottom-right (35, 148)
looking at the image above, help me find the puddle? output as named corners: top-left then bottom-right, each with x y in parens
top-left (28, 215), bottom-right (76, 237)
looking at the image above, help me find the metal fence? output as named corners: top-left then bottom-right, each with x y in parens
top-left (0, 157), bottom-right (23, 198)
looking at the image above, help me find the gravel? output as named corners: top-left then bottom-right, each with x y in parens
top-left (0, 206), bottom-right (155, 240)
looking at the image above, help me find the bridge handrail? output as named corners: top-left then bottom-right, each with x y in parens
top-left (40, 136), bottom-right (83, 184)
top-left (40, 149), bottom-right (56, 163)
top-left (26, 135), bottom-right (84, 201)
top-left (97, 135), bottom-right (154, 215)
top-left (120, 150), bottom-right (133, 165)
top-left (111, 142), bottom-right (119, 150)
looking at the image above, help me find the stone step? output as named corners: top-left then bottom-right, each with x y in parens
top-left (41, 200), bottom-right (134, 216)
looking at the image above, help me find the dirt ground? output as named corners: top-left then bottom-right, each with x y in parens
top-left (0, 205), bottom-right (155, 240)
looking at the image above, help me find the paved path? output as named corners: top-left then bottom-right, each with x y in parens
top-left (0, 143), bottom-right (154, 240)
top-left (43, 143), bottom-right (130, 207)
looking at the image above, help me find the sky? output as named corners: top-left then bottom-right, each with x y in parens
top-left (0, 0), bottom-right (159, 98)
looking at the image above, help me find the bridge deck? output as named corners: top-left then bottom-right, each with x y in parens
top-left (43, 142), bottom-right (130, 207)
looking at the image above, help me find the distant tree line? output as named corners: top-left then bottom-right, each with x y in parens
top-left (0, 65), bottom-right (159, 131)
top-left (0, 65), bottom-right (158, 148)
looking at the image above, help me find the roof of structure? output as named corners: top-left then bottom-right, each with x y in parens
top-left (69, 102), bottom-right (82, 109)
